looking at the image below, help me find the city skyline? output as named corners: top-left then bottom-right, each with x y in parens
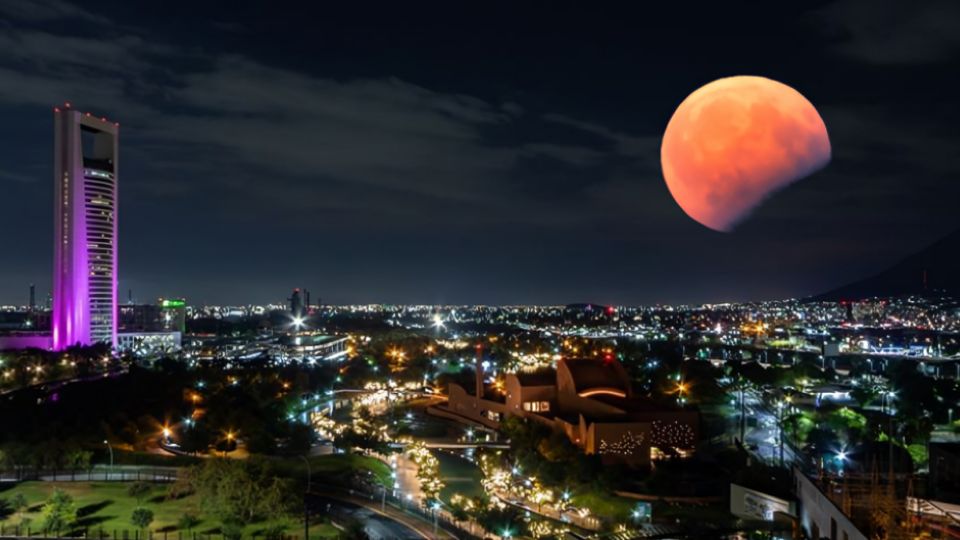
top-left (2, 1), bottom-right (960, 306)
top-left (3, 3), bottom-right (960, 538)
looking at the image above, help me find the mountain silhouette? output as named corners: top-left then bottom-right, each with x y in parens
top-left (813, 228), bottom-right (960, 301)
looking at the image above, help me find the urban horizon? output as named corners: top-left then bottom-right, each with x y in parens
top-left (0, 101), bottom-right (951, 308)
top-left (2, 2), bottom-right (960, 539)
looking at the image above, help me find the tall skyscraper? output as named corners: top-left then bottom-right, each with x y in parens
top-left (289, 288), bottom-right (304, 318)
top-left (52, 105), bottom-right (119, 350)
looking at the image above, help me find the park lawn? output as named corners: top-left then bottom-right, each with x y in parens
top-left (571, 490), bottom-right (636, 522)
top-left (308, 453), bottom-right (391, 487)
top-left (272, 453), bottom-right (393, 489)
top-left (0, 482), bottom-right (338, 539)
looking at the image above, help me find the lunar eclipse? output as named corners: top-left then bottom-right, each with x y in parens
top-left (661, 76), bottom-right (831, 232)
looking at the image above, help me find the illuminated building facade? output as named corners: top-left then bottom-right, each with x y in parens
top-left (436, 357), bottom-right (699, 466)
top-left (52, 105), bottom-right (119, 350)
top-left (119, 299), bottom-right (186, 334)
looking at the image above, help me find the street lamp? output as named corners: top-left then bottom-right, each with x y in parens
top-left (676, 381), bottom-right (687, 406)
top-left (835, 450), bottom-right (848, 476)
top-left (300, 455), bottom-right (312, 492)
top-left (103, 440), bottom-right (113, 479)
top-left (223, 431), bottom-right (236, 457)
top-left (299, 455), bottom-right (311, 540)
top-left (777, 400), bottom-right (786, 466)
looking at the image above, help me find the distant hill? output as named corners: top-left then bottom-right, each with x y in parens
top-left (813, 228), bottom-right (960, 301)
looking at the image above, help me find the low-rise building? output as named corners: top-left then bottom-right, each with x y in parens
top-left (435, 357), bottom-right (698, 466)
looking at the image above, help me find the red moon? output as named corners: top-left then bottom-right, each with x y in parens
top-left (661, 76), bottom-right (831, 232)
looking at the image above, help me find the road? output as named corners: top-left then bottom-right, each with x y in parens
top-left (309, 495), bottom-right (430, 540)
top-left (0, 368), bottom-right (128, 396)
top-left (739, 388), bottom-right (800, 466)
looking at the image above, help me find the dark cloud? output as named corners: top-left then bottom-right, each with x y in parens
top-left (0, 0), bottom-right (958, 305)
top-left (0, 0), bottom-right (109, 24)
top-left (813, 0), bottom-right (960, 65)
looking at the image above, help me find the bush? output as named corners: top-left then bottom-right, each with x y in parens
top-left (220, 518), bottom-right (243, 540)
top-left (0, 498), bottom-right (13, 520)
top-left (127, 482), bottom-right (151, 505)
top-left (262, 523), bottom-right (287, 540)
top-left (340, 519), bottom-right (369, 540)
top-left (131, 508), bottom-right (154, 530)
top-left (41, 489), bottom-right (76, 534)
top-left (177, 512), bottom-right (200, 531)
top-left (11, 493), bottom-right (28, 516)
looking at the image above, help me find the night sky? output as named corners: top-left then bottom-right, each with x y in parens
top-left (1, 1), bottom-right (959, 306)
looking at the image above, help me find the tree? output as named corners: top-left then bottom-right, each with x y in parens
top-left (128, 482), bottom-right (151, 506)
top-left (262, 523), bottom-right (287, 540)
top-left (449, 505), bottom-right (469, 522)
top-left (11, 493), bottom-right (28, 521)
top-left (179, 421), bottom-right (213, 455)
top-left (167, 471), bottom-right (195, 500)
top-left (281, 422), bottom-right (315, 456)
top-left (341, 519), bottom-right (370, 540)
top-left (190, 458), bottom-right (294, 525)
top-left (131, 508), bottom-right (154, 530)
top-left (176, 512), bottom-right (200, 532)
top-left (475, 505), bottom-right (524, 538)
top-left (0, 498), bottom-right (13, 520)
top-left (65, 449), bottom-right (93, 470)
top-left (220, 518), bottom-right (243, 540)
top-left (42, 489), bottom-right (76, 535)
top-left (850, 385), bottom-right (878, 409)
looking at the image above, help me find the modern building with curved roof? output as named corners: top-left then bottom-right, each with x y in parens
top-left (434, 356), bottom-right (698, 466)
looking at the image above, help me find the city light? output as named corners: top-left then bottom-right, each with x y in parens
top-left (291, 316), bottom-right (305, 330)
top-left (0, 15), bottom-right (954, 540)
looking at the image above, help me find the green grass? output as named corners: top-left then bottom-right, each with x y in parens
top-left (308, 453), bottom-right (392, 487)
top-left (0, 482), bottom-right (337, 539)
top-left (571, 490), bottom-right (636, 522)
top-left (572, 491), bottom-right (733, 527)
top-left (0, 454), bottom-right (392, 538)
